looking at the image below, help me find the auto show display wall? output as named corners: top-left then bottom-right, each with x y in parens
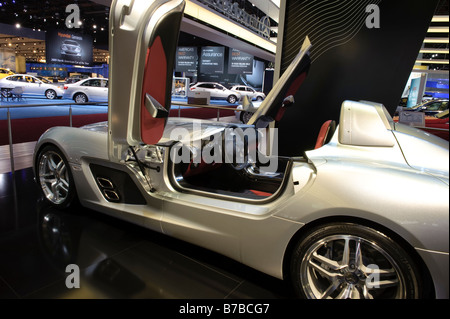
top-left (275, 0), bottom-right (439, 156)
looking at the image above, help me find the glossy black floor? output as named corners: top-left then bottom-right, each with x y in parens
top-left (0, 168), bottom-right (292, 299)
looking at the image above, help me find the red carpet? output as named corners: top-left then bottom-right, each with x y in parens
top-left (0, 107), bottom-right (236, 146)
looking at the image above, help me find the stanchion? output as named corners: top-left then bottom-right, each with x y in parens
top-left (7, 107), bottom-right (15, 173)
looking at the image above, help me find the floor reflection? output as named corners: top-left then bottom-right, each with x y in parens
top-left (0, 168), bottom-right (291, 299)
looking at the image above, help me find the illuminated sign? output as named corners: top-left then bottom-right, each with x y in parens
top-left (176, 47), bottom-right (198, 73)
top-left (228, 49), bottom-right (253, 74)
top-left (197, 0), bottom-right (271, 39)
top-left (45, 29), bottom-right (93, 66)
top-left (200, 47), bottom-right (225, 74)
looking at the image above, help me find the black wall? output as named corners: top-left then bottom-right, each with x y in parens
top-left (276, 0), bottom-right (438, 156)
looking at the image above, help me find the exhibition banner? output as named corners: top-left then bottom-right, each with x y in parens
top-left (176, 47), bottom-right (198, 73)
top-left (407, 77), bottom-right (421, 108)
top-left (200, 47), bottom-right (225, 74)
top-left (46, 29), bottom-right (93, 66)
top-left (228, 49), bottom-right (253, 74)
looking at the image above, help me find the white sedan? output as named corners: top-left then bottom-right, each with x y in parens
top-left (0, 74), bottom-right (64, 99)
top-left (230, 85), bottom-right (266, 101)
top-left (63, 77), bottom-right (109, 103)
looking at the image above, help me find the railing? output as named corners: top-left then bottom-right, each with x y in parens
top-left (0, 100), bottom-right (238, 173)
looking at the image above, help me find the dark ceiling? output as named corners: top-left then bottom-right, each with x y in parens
top-left (0, 0), bottom-right (448, 67)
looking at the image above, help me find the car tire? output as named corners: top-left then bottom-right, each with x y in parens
top-left (290, 222), bottom-right (422, 299)
top-left (45, 89), bottom-right (57, 99)
top-left (240, 111), bottom-right (253, 124)
top-left (74, 93), bottom-right (88, 104)
top-left (35, 145), bottom-right (77, 209)
top-left (256, 96), bottom-right (264, 101)
top-left (227, 95), bottom-right (238, 104)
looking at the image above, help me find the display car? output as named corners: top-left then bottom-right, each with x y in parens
top-left (61, 39), bottom-right (82, 57)
top-left (190, 82), bottom-right (241, 104)
top-left (0, 74), bottom-right (64, 99)
top-left (394, 109), bottom-right (449, 141)
top-left (396, 99), bottom-right (449, 116)
top-left (65, 74), bottom-right (89, 84)
top-left (33, 0), bottom-right (448, 299)
top-left (63, 77), bottom-right (109, 103)
top-left (0, 68), bottom-right (14, 79)
top-left (230, 85), bottom-right (266, 101)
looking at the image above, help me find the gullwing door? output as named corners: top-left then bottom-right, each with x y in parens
top-left (108, 0), bottom-right (185, 162)
top-left (247, 37), bottom-right (312, 128)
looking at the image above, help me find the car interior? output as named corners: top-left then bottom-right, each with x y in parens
top-left (170, 119), bottom-right (336, 201)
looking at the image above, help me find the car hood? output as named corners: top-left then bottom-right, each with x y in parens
top-left (393, 122), bottom-right (449, 183)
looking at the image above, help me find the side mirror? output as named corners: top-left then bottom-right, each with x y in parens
top-left (144, 93), bottom-right (168, 119)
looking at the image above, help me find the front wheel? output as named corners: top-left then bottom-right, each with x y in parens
top-left (290, 223), bottom-right (422, 299)
top-left (227, 95), bottom-right (237, 104)
top-left (36, 145), bottom-right (77, 209)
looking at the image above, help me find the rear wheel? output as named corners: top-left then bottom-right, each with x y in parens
top-left (74, 93), bottom-right (88, 103)
top-left (45, 89), bottom-right (57, 99)
top-left (290, 223), bottom-right (422, 299)
top-left (36, 145), bottom-right (77, 209)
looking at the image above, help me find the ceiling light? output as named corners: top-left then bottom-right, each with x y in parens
top-left (15, 23), bottom-right (21, 28)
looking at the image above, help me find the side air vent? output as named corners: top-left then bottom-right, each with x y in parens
top-left (90, 164), bottom-right (147, 205)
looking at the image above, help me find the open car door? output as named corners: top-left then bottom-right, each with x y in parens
top-left (247, 37), bottom-right (312, 128)
top-left (108, 0), bottom-right (185, 162)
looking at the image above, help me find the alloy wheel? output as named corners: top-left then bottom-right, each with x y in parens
top-left (38, 150), bottom-right (71, 206)
top-left (300, 234), bottom-right (406, 299)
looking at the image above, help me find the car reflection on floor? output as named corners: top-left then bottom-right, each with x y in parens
top-left (0, 168), bottom-right (290, 299)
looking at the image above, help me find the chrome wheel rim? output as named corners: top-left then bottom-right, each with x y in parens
top-left (300, 235), bottom-right (406, 299)
top-left (38, 151), bottom-right (70, 205)
top-left (75, 94), bottom-right (86, 103)
top-left (46, 90), bottom-right (56, 99)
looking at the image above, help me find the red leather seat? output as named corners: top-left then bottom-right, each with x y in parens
top-left (315, 120), bottom-right (336, 149)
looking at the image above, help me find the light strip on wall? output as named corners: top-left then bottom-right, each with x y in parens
top-left (427, 26), bottom-right (450, 33)
top-left (185, 0), bottom-right (276, 53)
top-left (416, 59), bottom-right (449, 64)
top-left (431, 15), bottom-right (450, 22)
top-left (420, 48), bottom-right (449, 54)
top-left (423, 38), bottom-right (449, 43)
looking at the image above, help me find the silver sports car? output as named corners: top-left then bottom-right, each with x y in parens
top-left (33, 0), bottom-right (448, 299)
